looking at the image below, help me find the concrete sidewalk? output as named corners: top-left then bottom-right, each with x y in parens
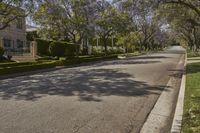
top-left (187, 57), bottom-right (200, 64)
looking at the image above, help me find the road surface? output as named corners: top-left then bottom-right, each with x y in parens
top-left (0, 46), bottom-right (185, 133)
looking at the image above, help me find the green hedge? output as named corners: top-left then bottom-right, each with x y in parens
top-left (49, 41), bottom-right (66, 57)
top-left (64, 42), bottom-right (78, 57)
top-left (0, 62), bottom-right (37, 68)
top-left (36, 39), bottom-right (78, 57)
top-left (0, 61), bottom-right (57, 75)
top-left (0, 55), bottom-right (118, 76)
top-left (36, 39), bottom-right (52, 56)
top-left (26, 31), bottom-right (39, 41)
top-left (49, 41), bottom-right (78, 57)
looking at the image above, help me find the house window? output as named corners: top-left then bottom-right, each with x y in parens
top-left (16, 18), bottom-right (23, 29)
top-left (17, 39), bottom-right (23, 48)
top-left (3, 39), bottom-right (11, 47)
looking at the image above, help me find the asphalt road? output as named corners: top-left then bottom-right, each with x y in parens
top-left (0, 46), bottom-right (185, 133)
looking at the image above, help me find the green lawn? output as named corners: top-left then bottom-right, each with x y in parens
top-left (182, 62), bottom-right (200, 133)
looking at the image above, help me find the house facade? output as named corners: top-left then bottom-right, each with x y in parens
top-left (0, 17), bottom-right (27, 53)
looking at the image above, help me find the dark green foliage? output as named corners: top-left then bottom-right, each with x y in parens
top-left (0, 62), bottom-right (38, 68)
top-left (26, 31), bottom-right (39, 41)
top-left (0, 47), bottom-right (4, 57)
top-left (64, 43), bottom-right (78, 58)
top-left (36, 39), bottom-right (52, 56)
top-left (0, 61), bottom-right (57, 75)
top-left (49, 41), bottom-right (66, 57)
top-left (49, 41), bottom-right (78, 57)
top-left (0, 47), bottom-right (5, 61)
top-left (0, 55), bottom-right (118, 76)
top-left (36, 39), bottom-right (78, 57)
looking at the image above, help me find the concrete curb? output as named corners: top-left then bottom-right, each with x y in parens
top-left (140, 54), bottom-right (185, 133)
top-left (170, 53), bottom-right (187, 133)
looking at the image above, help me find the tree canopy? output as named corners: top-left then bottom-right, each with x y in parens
top-left (1, 0), bottom-right (200, 53)
top-left (0, 0), bottom-right (38, 30)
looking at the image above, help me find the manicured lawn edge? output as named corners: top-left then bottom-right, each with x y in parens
top-left (182, 62), bottom-right (200, 133)
top-left (0, 55), bottom-right (119, 76)
top-left (170, 53), bottom-right (186, 133)
top-left (0, 61), bottom-right (57, 75)
top-left (0, 52), bottom-right (144, 76)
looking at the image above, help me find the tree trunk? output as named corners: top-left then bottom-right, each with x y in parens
top-left (103, 37), bottom-right (107, 55)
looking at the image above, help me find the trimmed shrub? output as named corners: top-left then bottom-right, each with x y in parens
top-left (0, 55), bottom-right (119, 75)
top-left (107, 48), bottom-right (124, 55)
top-left (35, 39), bottom-right (78, 57)
top-left (36, 39), bottom-right (52, 56)
top-left (26, 31), bottom-right (39, 41)
top-left (0, 61), bottom-right (57, 75)
top-left (49, 41), bottom-right (78, 58)
top-left (64, 43), bottom-right (78, 58)
top-left (49, 41), bottom-right (66, 57)
top-left (0, 62), bottom-right (37, 68)
top-left (92, 47), bottom-right (103, 55)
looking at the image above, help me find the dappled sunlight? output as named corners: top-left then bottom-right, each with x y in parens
top-left (0, 68), bottom-right (168, 101)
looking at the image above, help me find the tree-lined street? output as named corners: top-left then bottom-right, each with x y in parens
top-left (0, 46), bottom-right (185, 133)
top-left (1, 0), bottom-right (200, 132)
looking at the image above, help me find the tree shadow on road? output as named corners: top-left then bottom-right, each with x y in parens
top-left (0, 68), bottom-right (170, 102)
top-left (168, 69), bottom-right (185, 79)
top-left (89, 56), bottom-right (162, 67)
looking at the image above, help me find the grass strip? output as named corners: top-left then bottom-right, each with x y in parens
top-left (182, 62), bottom-right (200, 133)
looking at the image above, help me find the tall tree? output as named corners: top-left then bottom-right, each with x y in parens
top-left (95, 2), bottom-right (131, 53)
top-left (158, 0), bottom-right (200, 26)
top-left (157, 1), bottom-right (200, 50)
top-left (0, 0), bottom-right (37, 30)
top-left (34, 0), bottom-right (96, 43)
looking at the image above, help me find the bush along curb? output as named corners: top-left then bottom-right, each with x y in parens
top-left (0, 61), bottom-right (57, 76)
top-left (0, 55), bottom-right (118, 77)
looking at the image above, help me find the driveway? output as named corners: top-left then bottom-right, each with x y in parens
top-left (0, 46), bottom-right (185, 133)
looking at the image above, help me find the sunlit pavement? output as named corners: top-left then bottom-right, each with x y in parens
top-left (0, 46), bottom-right (185, 133)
